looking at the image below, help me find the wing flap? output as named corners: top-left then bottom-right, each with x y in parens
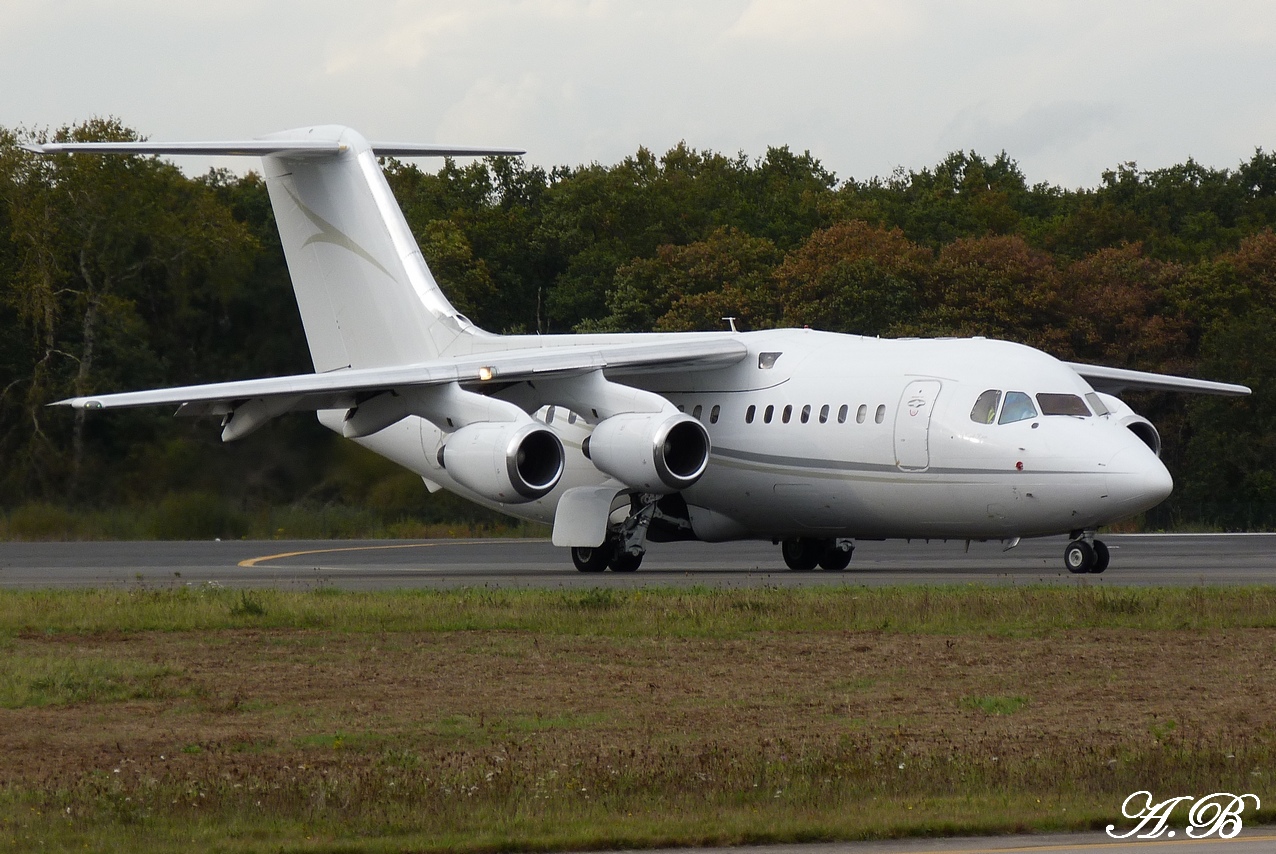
top-left (56, 338), bottom-right (749, 413)
top-left (1067, 362), bottom-right (1251, 396)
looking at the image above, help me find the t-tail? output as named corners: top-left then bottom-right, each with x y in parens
top-left (27, 126), bottom-right (522, 371)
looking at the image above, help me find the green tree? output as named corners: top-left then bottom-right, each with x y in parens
top-left (586, 227), bottom-right (781, 333)
top-left (774, 220), bottom-right (931, 335)
top-left (0, 119), bottom-right (255, 500)
top-left (918, 234), bottom-right (1065, 349)
top-left (1059, 243), bottom-right (1189, 369)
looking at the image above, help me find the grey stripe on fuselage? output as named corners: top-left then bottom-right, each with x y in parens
top-left (710, 445), bottom-right (1086, 478)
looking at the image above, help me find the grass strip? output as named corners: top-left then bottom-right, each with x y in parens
top-left (2, 584), bottom-right (1276, 636)
top-left (0, 585), bottom-right (1273, 851)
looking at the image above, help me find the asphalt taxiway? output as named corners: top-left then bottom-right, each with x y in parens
top-left (0, 533), bottom-right (1273, 589)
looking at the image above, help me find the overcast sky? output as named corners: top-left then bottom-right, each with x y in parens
top-left (4, 0), bottom-right (1275, 189)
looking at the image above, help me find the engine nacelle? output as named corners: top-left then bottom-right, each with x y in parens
top-left (1096, 392), bottom-right (1163, 457)
top-left (584, 411), bottom-right (710, 493)
top-left (438, 422), bottom-right (564, 503)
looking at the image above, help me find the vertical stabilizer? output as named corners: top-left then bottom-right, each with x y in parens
top-left (260, 126), bottom-right (481, 371)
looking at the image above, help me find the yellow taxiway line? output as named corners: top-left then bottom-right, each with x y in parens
top-left (237, 540), bottom-right (489, 568)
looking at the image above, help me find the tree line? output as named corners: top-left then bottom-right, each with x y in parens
top-left (1, 118), bottom-right (1273, 536)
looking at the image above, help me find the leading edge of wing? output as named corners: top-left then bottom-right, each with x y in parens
top-left (1066, 362), bottom-right (1251, 396)
top-left (53, 338), bottom-right (749, 413)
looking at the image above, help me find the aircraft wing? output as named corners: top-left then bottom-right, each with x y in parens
top-left (54, 337), bottom-right (749, 417)
top-left (1066, 362), bottom-right (1251, 396)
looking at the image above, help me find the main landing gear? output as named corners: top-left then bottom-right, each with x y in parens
top-left (1064, 531), bottom-right (1109, 574)
top-left (571, 541), bottom-right (642, 573)
top-left (572, 493), bottom-right (688, 573)
top-left (781, 537), bottom-right (854, 571)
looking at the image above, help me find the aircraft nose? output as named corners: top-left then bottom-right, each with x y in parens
top-left (1106, 447), bottom-right (1173, 512)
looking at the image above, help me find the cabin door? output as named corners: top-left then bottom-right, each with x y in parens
top-left (894, 380), bottom-right (942, 471)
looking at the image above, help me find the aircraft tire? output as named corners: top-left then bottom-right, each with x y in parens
top-left (1064, 540), bottom-right (1094, 574)
top-left (782, 538), bottom-right (821, 571)
top-left (818, 543), bottom-right (853, 571)
top-left (1090, 540), bottom-right (1110, 573)
top-left (572, 543), bottom-right (613, 573)
top-left (610, 551), bottom-right (643, 572)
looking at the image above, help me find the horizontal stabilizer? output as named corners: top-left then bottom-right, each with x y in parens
top-left (23, 141), bottom-right (524, 158)
top-left (1066, 362), bottom-right (1250, 396)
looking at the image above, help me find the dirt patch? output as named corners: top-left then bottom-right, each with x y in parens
top-left (1, 627), bottom-right (1272, 787)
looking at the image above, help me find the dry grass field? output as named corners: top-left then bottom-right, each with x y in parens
top-left (1, 585), bottom-right (1274, 852)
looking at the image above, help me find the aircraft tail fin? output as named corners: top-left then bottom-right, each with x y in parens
top-left (28, 126), bottom-right (522, 371)
top-left (257, 126), bottom-right (489, 371)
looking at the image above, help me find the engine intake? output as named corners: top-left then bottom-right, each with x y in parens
top-left (439, 422), bottom-right (564, 503)
top-left (584, 411), bottom-right (710, 493)
top-left (1123, 417), bottom-right (1162, 457)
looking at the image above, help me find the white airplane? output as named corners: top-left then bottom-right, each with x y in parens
top-left (27, 126), bottom-right (1250, 575)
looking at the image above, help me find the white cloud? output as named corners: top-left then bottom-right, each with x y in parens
top-left (726, 0), bottom-right (914, 45)
top-left (3, 1), bottom-right (1276, 187)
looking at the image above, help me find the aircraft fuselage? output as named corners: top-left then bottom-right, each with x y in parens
top-left (346, 328), bottom-right (1172, 544)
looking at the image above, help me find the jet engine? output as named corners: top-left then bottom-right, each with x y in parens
top-left (583, 411), bottom-right (710, 493)
top-left (1119, 414), bottom-right (1162, 457)
top-left (438, 422), bottom-right (565, 503)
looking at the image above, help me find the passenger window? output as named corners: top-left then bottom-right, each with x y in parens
top-left (1036, 393), bottom-right (1090, 417)
top-left (837, 404), bottom-right (848, 424)
top-left (819, 404), bottom-right (829, 424)
top-left (568, 411), bottom-right (577, 425)
top-left (546, 406), bottom-right (556, 424)
top-left (970, 389), bottom-right (1001, 424)
top-left (782, 405), bottom-right (792, 424)
top-left (856, 404), bottom-right (867, 424)
top-left (710, 404), bottom-right (720, 424)
top-left (692, 404), bottom-right (703, 420)
top-left (998, 391), bottom-right (1038, 424)
top-left (1085, 392), bottom-right (1109, 417)
top-left (764, 405), bottom-right (774, 424)
top-left (745, 405), bottom-right (756, 424)
top-left (875, 404), bottom-right (886, 424)
top-left (800, 404), bottom-right (811, 424)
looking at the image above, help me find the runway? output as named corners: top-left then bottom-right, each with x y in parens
top-left (0, 533), bottom-right (1274, 589)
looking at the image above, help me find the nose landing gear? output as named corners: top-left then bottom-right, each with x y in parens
top-left (1064, 532), bottom-right (1110, 574)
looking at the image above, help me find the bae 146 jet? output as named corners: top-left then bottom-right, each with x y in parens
top-left (25, 126), bottom-right (1250, 574)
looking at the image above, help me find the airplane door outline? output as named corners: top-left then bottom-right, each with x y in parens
top-left (894, 380), bottom-right (942, 471)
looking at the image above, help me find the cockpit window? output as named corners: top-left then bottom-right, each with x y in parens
top-left (970, 389), bottom-right (1001, 424)
top-left (1037, 393), bottom-right (1091, 416)
top-left (1085, 392), bottom-right (1110, 417)
top-left (998, 391), bottom-right (1038, 424)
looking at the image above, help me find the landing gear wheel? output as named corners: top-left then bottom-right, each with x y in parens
top-left (1064, 540), bottom-right (1095, 574)
top-left (610, 551), bottom-right (644, 572)
top-left (818, 543), bottom-right (853, 571)
top-left (572, 543), bottom-right (614, 573)
top-left (782, 538), bottom-right (821, 571)
top-left (1090, 540), bottom-right (1110, 574)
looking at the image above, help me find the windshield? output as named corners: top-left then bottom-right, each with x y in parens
top-left (970, 389), bottom-right (1001, 424)
top-left (998, 391), bottom-right (1038, 424)
top-left (1036, 393), bottom-right (1091, 416)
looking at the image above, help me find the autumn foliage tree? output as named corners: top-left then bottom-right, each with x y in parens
top-left (0, 118), bottom-right (1273, 530)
